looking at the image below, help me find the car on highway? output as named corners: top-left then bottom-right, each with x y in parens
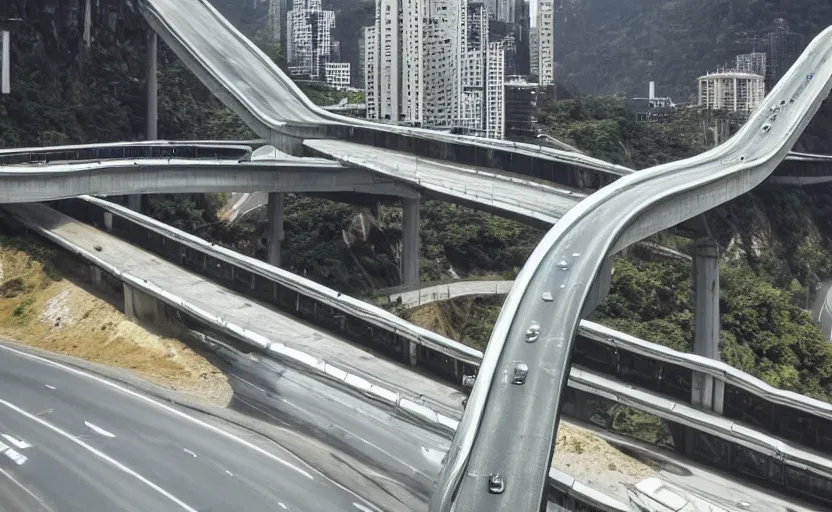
top-left (512, 362), bottom-right (529, 385)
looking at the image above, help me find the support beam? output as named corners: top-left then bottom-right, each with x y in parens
top-left (266, 192), bottom-right (285, 267)
top-left (124, 283), bottom-right (164, 327)
top-left (129, 30), bottom-right (158, 211)
top-left (147, 31), bottom-right (158, 140)
top-left (402, 197), bottom-right (420, 288)
top-left (83, 0), bottom-right (92, 48)
top-left (692, 237), bottom-right (724, 414)
top-left (126, 194), bottom-right (142, 212)
top-left (1, 30), bottom-right (10, 95)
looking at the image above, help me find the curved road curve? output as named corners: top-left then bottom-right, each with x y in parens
top-left (433, 26), bottom-right (832, 512)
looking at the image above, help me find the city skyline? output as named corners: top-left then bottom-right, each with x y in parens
top-left (363, 0), bottom-right (552, 139)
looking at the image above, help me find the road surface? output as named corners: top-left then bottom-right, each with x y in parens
top-left (390, 281), bottom-right (514, 308)
top-left (305, 139), bottom-right (584, 227)
top-left (0, 342), bottom-right (383, 512)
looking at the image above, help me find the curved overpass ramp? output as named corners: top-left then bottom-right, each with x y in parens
top-left (137, 0), bottom-right (633, 179)
top-left (432, 26), bottom-right (832, 512)
top-left (0, 158), bottom-right (418, 202)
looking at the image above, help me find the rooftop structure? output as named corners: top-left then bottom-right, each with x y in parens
top-left (697, 71), bottom-right (765, 113)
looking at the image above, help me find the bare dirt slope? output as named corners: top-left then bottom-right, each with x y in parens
top-left (0, 236), bottom-right (232, 406)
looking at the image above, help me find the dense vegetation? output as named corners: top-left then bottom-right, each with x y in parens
top-left (556, 0), bottom-right (832, 100)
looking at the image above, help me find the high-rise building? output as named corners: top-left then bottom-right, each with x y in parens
top-left (358, 27), bottom-right (366, 92)
top-left (486, 41), bottom-right (505, 139)
top-left (736, 52), bottom-right (767, 78)
top-left (531, 0), bottom-right (554, 86)
top-left (363, 0), bottom-right (504, 138)
top-left (364, 25), bottom-right (378, 119)
top-left (766, 18), bottom-right (803, 90)
top-left (698, 71), bottom-right (765, 112)
top-left (268, 0), bottom-right (284, 43)
top-left (325, 62), bottom-right (351, 89)
top-left (286, 0), bottom-right (336, 80)
top-left (505, 77), bottom-right (539, 138)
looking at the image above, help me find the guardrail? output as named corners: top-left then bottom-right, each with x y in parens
top-left (0, 141), bottom-right (254, 165)
top-left (45, 196), bottom-right (832, 506)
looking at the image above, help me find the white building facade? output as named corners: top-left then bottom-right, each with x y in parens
top-left (486, 42), bottom-right (505, 139)
top-left (286, 0), bottom-right (336, 80)
top-left (532, 0), bottom-right (555, 86)
top-left (363, 0), bottom-right (504, 138)
top-left (698, 71), bottom-right (766, 112)
top-left (325, 62), bottom-right (351, 89)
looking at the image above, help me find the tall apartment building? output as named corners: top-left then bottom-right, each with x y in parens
top-left (698, 71), bottom-right (765, 113)
top-left (364, 0), bottom-right (504, 138)
top-left (325, 62), bottom-right (351, 89)
top-left (530, 0), bottom-right (554, 86)
top-left (268, 0), bottom-right (284, 43)
top-left (486, 42), bottom-right (505, 139)
top-left (766, 18), bottom-right (803, 89)
top-left (286, 0), bottom-right (336, 80)
top-left (364, 25), bottom-right (378, 119)
top-left (735, 52), bottom-right (767, 78)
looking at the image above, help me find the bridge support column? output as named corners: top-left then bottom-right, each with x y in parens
top-left (127, 194), bottom-right (142, 212)
top-left (1, 30), bottom-right (9, 95)
top-left (128, 30), bottom-right (158, 212)
top-left (124, 283), bottom-right (164, 328)
top-left (402, 198), bottom-right (420, 288)
top-left (266, 192), bottom-right (285, 267)
top-left (691, 238), bottom-right (724, 414)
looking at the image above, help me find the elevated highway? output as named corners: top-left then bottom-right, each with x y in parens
top-left (0, 158), bottom-right (420, 203)
top-left (31, 195), bottom-right (832, 510)
top-left (0, 140), bottom-right (260, 164)
top-left (434, 25), bottom-right (832, 512)
top-left (4, 198), bottom-right (821, 512)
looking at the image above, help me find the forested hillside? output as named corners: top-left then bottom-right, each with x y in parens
top-left (556, 0), bottom-right (832, 99)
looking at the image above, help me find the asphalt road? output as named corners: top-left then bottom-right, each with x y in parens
top-left (444, 26), bottom-right (832, 512)
top-left (0, 342), bottom-right (387, 512)
top-left (390, 281), bottom-right (514, 308)
top-left (305, 139), bottom-right (585, 227)
top-left (142, 0), bottom-right (325, 126)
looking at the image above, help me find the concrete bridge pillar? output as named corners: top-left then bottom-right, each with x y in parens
top-left (266, 192), bottom-right (285, 267)
top-left (402, 198), bottom-right (420, 288)
top-left (124, 283), bottom-right (164, 327)
top-left (691, 237), bottom-right (724, 414)
top-left (127, 195), bottom-right (142, 212)
top-left (1, 30), bottom-right (9, 95)
top-left (128, 30), bottom-right (158, 212)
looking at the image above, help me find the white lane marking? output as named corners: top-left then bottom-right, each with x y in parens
top-left (183, 448), bottom-right (197, 458)
top-left (330, 425), bottom-right (429, 479)
top-left (0, 440), bottom-right (8, 452)
top-left (278, 503), bottom-right (288, 510)
top-left (84, 421), bottom-right (116, 438)
top-left (0, 467), bottom-right (55, 512)
top-left (0, 344), bottom-right (313, 480)
top-left (224, 469), bottom-right (233, 477)
top-left (2, 434), bottom-right (32, 449)
top-left (44, 384), bottom-right (56, 390)
top-left (4, 448), bottom-right (27, 465)
top-left (0, 399), bottom-right (197, 511)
